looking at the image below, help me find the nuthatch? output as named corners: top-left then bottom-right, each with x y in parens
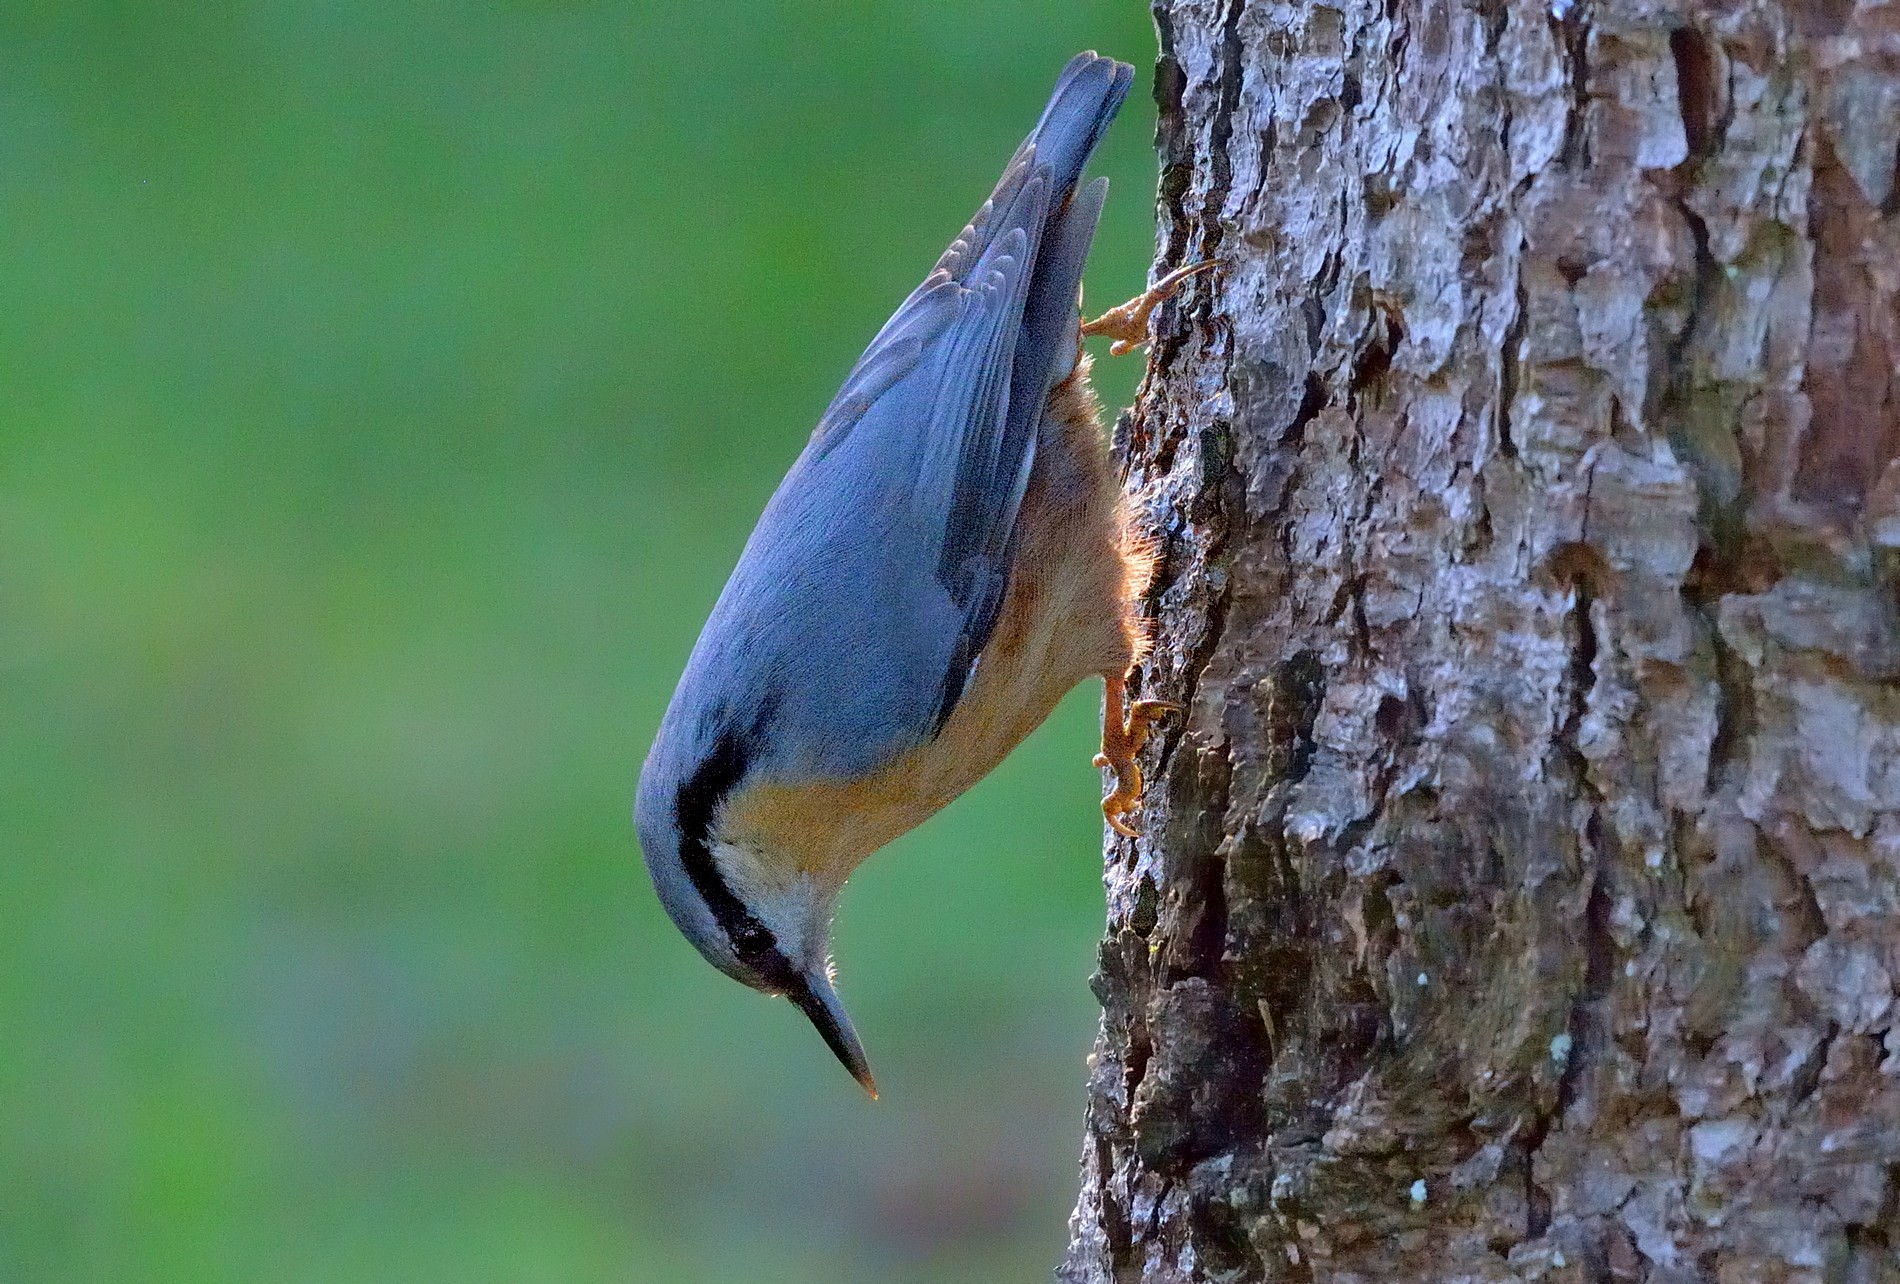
top-left (636, 53), bottom-right (1202, 1095)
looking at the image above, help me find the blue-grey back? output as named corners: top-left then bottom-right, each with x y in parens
top-left (642, 53), bottom-right (1134, 827)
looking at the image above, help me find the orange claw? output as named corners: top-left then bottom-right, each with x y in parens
top-left (1099, 673), bottom-right (1181, 837)
top-left (1080, 260), bottom-right (1215, 357)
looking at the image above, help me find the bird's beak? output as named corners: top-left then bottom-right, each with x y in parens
top-left (789, 965), bottom-right (878, 1098)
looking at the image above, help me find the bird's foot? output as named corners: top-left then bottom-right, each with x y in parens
top-left (1098, 674), bottom-right (1181, 837)
top-left (1081, 260), bottom-right (1215, 357)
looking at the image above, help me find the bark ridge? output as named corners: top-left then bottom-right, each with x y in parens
top-left (1062, 0), bottom-right (1900, 1278)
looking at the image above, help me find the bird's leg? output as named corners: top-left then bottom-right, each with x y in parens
top-left (1096, 672), bottom-right (1181, 837)
top-left (1080, 260), bottom-right (1214, 357)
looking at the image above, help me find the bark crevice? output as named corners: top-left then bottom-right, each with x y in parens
top-left (1064, 3), bottom-right (1900, 1279)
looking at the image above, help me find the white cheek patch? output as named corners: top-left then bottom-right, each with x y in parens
top-left (710, 840), bottom-right (832, 973)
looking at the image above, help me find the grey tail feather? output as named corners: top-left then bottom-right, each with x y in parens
top-left (1013, 53), bottom-right (1131, 368)
top-left (996, 55), bottom-right (1130, 483)
top-left (1016, 52), bottom-right (1135, 204)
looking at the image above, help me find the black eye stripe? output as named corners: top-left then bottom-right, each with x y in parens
top-left (673, 722), bottom-right (801, 992)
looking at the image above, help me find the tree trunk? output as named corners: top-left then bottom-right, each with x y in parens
top-left (1061, 0), bottom-right (1900, 1278)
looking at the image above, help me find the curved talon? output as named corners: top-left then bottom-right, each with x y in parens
top-left (1128, 698), bottom-right (1183, 733)
top-left (1098, 676), bottom-right (1181, 839)
top-left (1081, 260), bottom-right (1216, 356)
top-left (1101, 758), bottom-right (1146, 836)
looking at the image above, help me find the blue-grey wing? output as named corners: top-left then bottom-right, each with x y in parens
top-left (662, 54), bottom-right (1132, 786)
top-left (929, 53), bottom-right (1133, 720)
top-left (686, 198), bottom-right (1044, 783)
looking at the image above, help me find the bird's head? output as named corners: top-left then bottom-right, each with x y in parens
top-left (635, 728), bottom-right (877, 1097)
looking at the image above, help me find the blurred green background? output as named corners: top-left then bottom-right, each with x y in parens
top-left (0, 3), bottom-right (1160, 1280)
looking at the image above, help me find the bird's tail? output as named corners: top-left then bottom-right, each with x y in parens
top-left (1001, 53), bottom-right (1133, 465)
top-left (1013, 52), bottom-right (1135, 210)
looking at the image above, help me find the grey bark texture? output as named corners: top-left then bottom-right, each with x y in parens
top-left (1060, 0), bottom-right (1900, 1279)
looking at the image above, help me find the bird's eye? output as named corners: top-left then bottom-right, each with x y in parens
top-left (731, 922), bottom-right (775, 961)
top-left (725, 917), bottom-right (801, 992)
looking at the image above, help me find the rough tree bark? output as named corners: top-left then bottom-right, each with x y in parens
top-left (1061, 0), bottom-right (1900, 1279)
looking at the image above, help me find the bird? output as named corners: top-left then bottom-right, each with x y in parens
top-left (635, 52), bottom-right (1206, 1096)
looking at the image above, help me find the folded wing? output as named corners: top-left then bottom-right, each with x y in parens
top-left (677, 54), bottom-right (1134, 783)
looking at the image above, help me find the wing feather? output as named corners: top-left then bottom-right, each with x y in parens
top-left (658, 55), bottom-right (1133, 786)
